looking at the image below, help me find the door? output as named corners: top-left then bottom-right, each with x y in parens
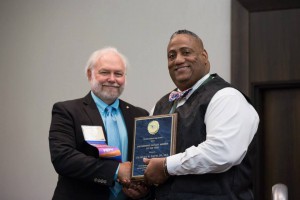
top-left (231, 1), bottom-right (300, 199)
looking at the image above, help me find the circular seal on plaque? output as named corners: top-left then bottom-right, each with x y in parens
top-left (147, 120), bottom-right (160, 135)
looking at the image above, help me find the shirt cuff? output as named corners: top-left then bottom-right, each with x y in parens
top-left (166, 153), bottom-right (183, 175)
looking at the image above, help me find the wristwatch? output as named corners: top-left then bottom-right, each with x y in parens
top-left (163, 158), bottom-right (170, 177)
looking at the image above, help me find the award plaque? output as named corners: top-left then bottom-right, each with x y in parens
top-left (131, 113), bottom-right (177, 181)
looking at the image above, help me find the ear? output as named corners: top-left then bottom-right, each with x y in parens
top-left (201, 49), bottom-right (208, 59)
top-left (201, 49), bottom-right (209, 64)
top-left (87, 69), bottom-right (92, 81)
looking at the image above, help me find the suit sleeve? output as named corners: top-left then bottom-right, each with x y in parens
top-left (49, 102), bottom-right (118, 186)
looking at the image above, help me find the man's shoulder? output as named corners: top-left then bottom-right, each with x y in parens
top-left (52, 93), bottom-right (91, 108)
top-left (119, 99), bottom-right (149, 115)
top-left (156, 91), bottom-right (173, 105)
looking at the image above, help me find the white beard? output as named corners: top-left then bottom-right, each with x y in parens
top-left (91, 79), bottom-right (124, 103)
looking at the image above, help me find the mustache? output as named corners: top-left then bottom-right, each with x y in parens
top-left (102, 83), bottom-right (120, 88)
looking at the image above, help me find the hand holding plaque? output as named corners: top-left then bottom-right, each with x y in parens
top-left (131, 113), bottom-right (177, 181)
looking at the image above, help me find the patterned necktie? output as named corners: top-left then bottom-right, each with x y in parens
top-left (105, 106), bottom-right (123, 199)
top-left (169, 88), bottom-right (192, 102)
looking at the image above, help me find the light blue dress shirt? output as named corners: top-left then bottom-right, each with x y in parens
top-left (91, 92), bottom-right (128, 200)
top-left (91, 91), bottom-right (128, 162)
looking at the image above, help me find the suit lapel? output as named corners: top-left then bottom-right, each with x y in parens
top-left (81, 94), bottom-right (136, 160)
top-left (119, 100), bottom-right (134, 160)
top-left (82, 93), bottom-right (107, 138)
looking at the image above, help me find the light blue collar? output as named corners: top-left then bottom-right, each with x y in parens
top-left (90, 91), bottom-right (119, 113)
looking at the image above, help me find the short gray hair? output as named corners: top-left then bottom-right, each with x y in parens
top-left (85, 47), bottom-right (128, 77)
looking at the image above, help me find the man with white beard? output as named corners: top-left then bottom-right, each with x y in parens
top-left (49, 47), bottom-right (150, 200)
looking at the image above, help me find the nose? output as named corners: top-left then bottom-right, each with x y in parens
top-left (174, 54), bottom-right (185, 65)
top-left (107, 73), bottom-right (116, 82)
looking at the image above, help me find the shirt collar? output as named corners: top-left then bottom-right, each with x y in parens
top-left (177, 73), bottom-right (211, 99)
top-left (177, 73), bottom-right (210, 93)
top-left (191, 73), bottom-right (211, 91)
top-left (90, 91), bottom-right (119, 112)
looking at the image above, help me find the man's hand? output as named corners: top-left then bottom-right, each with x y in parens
top-left (118, 162), bottom-right (131, 183)
top-left (122, 181), bottom-right (150, 199)
top-left (143, 157), bottom-right (169, 185)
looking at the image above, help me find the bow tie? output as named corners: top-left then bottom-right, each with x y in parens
top-left (169, 88), bottom-right (192, 102)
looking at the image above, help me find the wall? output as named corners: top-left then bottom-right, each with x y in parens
top-left (0, 0), bottom-right (230, 199)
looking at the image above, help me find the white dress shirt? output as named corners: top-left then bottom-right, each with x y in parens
top-left (158, 74), bottom-right (260, 175)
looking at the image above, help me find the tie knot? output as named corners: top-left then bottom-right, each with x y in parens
top-left (105, 106), bottom-right (116, 116)
top-left (105, 106), bottom-right (117, 122)
top-left (169, 88), bottom-right (192, 102)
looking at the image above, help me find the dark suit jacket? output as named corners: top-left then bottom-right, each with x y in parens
top-left (49, 92), bottom-right (149, 200)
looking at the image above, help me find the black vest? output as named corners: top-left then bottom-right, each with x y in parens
top-left (153, 74), bottom-right (256, 200)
